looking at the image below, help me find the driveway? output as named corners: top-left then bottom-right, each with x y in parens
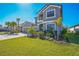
top-left (0, 33), bottom-right (27, 40)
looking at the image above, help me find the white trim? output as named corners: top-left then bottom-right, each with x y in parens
top-left (46, 8), bottom-right (56, 19)
top-left (37, 20), bottom-right (43, 23)
top-left (38, 5), bottom-right (61, 15)
top-left (37, 20), bottom-right (56, 31)
top-left (37, 20), bottom-right (56, 24)
top-left (43, 5), bottom-right (61, 12)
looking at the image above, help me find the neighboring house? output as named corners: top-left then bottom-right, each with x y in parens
top-left (20, 21), bottom-right (35, 33)
top-left (2, 26), bottom-right (16, 31)
top-left (35, 4), bottom-right (62, 31)
top-left (69, 24), bottom-right (79, 33)
top-left (0, 25), bottom-right (2, 28)
top-left (2, 21), bottom-right (35, 32)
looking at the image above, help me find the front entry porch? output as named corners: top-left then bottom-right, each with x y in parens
top-left (38, 22), bottom-right (56, 31)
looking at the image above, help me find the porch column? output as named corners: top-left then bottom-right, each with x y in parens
top-left (37, 24), bottom-right (39, 31)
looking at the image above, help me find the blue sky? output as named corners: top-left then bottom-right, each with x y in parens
top-left (0, 3), bottom-right (79, 27)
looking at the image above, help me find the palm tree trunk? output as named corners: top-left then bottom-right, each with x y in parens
top-left (17, 21), bottom-right (19, 31)
top-left (6, 25), bottom-right (9, 31)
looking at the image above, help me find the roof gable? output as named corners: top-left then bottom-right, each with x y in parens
top-left (20, 21), bottom-right (35, 27)
top-left (38, 4), bottom-right (61, 14)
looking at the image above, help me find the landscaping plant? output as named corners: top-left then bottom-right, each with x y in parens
top-left (27, 26), bottom-right (37, 38)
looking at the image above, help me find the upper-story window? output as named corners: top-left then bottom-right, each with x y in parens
top-left (46, 9), bottom-right (56, 18)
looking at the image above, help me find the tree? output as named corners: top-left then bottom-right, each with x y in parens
top-left (27, 26), bottom-right (36, 34)
top-left (5, 22), bottom-right (11, 31)
top-left (16, 18), bottom-right (20, 31)
top-left (54, 17), bottom-right (62, 40)
top-left (10, 21), bottom-right (17, 31)
top-left (27, 26), bottom-right (37, 37)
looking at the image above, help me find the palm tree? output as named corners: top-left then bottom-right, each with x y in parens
top-left (5, 22), bottom-right (11, 31)
top-left (54, 17), bottom-right (62, 40)
top-left (16, 18), bottom-right (20, 31)
top-left (10, 21), bottom-right (17, 31)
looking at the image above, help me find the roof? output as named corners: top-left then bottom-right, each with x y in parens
top-left (74, 24), bottom-right (79, 26)
top-left (37, 3), bottom-right (62, 15)
top-left (20, 21), bottom-right (35, 27)
top-left (69, 24), bottom-right (79, 28)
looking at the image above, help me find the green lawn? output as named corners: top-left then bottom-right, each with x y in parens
top-left (0, 32), bottom-right (8, 35)
top-left (0, 36), bottom-right (79, 56)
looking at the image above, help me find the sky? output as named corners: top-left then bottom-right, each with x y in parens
top-left (0, 3), bottom-right (79, 27)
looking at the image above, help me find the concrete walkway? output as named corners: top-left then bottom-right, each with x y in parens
top-left (0, 33), bottom-right (27, 40)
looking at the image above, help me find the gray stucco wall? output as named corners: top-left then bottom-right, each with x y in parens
top-left (36, 5), bottom-right (62, 31)
top-left (43, 6), bottom-right (61, 21)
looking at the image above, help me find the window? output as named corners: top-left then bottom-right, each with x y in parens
top-left (47, 24), bottom-right (54, 30)
top-left (46, 9), bottom-right (55, 18)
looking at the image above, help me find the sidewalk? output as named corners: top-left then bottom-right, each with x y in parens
top-left (0, 33), bottom-right (27, 40)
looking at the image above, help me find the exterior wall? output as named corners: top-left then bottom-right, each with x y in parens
top-left (69, 28), bottom-right (75, 33)
top-left (43, 6), bottom-right (61, 21)
top-left (21, 27), bottom-right (27, 32)
top-left (20, 21), bottom-right (35, 32)
top-left (45, 22), bottom-right (56, 30)
top-left (36, 4), bottom-right (62, 31)
top-left (75, 26), bottom-right (79, 30)
top-left (69, 25), bottom-right (79, 33)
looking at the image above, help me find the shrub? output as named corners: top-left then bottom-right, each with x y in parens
top-left (9, 30), bottom-right (20, 34)
top-left (59, 28), bottom-right (68, 41)
top-left (38, 31), bottom-right (45, 40)
top-left (27, 27), bottom-right (37, 38)
top-left (75, 31), bottom-right (79, 35)
top-left (38, 28), bottom-right (54, 40)
top-left (14, 30), bottom-right (20, 33)
top-left (44, 28), bottom-right (54, 37)
top-left (61, 28), bottom-right (67, 35)
top-left (27, 27), bottom-right (36, 34)
top-left (45, 32), bottom-right (52, 40)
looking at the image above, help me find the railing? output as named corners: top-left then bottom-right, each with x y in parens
top-left (37, 20), bottom-right (43, 22)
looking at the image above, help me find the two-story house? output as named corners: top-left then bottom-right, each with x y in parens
top-left (35, 4), bottom-right (62, 32)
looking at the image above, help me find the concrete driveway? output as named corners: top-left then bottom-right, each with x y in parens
top-left (0, 33), bottom-right (27, 40)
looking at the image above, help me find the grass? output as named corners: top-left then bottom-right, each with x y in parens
top-left (0, 36), bottom-right (79, 56)
top-left (0, 32), bottom-right (8, 35)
